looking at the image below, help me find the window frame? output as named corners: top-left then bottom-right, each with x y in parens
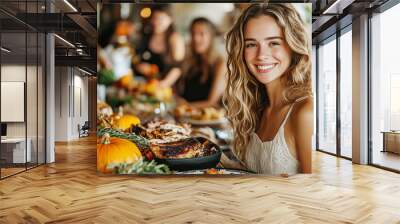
top-left (315, 24), bottom-right (353, 161)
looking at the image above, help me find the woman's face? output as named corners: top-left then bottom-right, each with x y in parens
top-left (243, 15), bottom-right (292, 85)
top-left (192, 22), bottom-right (213, 54)
top-left (151, 11), bottom-right (172, 34)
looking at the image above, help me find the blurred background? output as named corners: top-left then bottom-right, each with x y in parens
top-left (98, 3), bottom-right (311, 50)
top-left (97, 3), bottom-right (312, 107)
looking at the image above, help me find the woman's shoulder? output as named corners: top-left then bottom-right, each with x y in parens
top-left (210, 54), bottom-right (226, 69)
top-left (285, 96), bottom-right (314, 147)
top-left (168, 32), bottom-right (184, 47)
top-left (216, 54), bottom-right (225, 64)
top-left (290, 96), bottom-right (314, 125)
top-left (294, 96), bottom-right (313, 108)
top-left (170, 31), bottom-right (183, 42)
top-left (169, 32), bottom-right (185, 61)
top-left (211, 55), bottom-right (224, 68)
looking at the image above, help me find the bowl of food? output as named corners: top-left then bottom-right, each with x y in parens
top-left (150, 137), bottom-right (221, 171)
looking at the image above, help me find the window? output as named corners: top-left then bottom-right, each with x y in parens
top-left (339, 29), bottom-right (352, 158)
top-left (317, 36), bottom-right (337, 154)
top-left (390, 74), bottom-right (400, 130)
top-left (312, 45), bottom-right (317, 150)
top-left (371, 2), bottom-right (400, 171)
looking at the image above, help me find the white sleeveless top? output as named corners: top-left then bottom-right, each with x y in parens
top-left (244, 97), bottom-right (308, 175)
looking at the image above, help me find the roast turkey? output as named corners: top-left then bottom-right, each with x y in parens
top-left (150, 137), bottom-right (218, 159)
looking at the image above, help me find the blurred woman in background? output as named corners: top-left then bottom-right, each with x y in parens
top-left (179, 17), bottom-right (227, 108)
top-left (135, 5), bottom-right (185, 88)
top-left (103, 20), bottom-right (136, 83)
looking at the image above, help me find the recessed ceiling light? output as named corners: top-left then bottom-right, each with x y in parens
top-left (323, 0), bottom-right (343, 14)
top-left (54, 34), bottom-right (75, 48)
top-left (63, 0), bottom-right (78, 12)
top-left (78, 67), bottom-right (92, 76)
top-left (1, 47), bottom-right (11, 53)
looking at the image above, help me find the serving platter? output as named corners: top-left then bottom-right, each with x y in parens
top-left (153, 137), bottom-right (222, 171)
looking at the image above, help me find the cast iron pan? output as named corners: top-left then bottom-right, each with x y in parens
top-left (154, 137), bottom-right (222, 171)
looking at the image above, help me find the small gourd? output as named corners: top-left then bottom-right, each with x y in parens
top-left (97, 133), bottom-right (142, 173)
top-left (115, 107), bottom-right (140, 130)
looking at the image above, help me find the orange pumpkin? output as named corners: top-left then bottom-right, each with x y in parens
top-left (115, 114), bottom-right (140, 130)
top-left (149, 64), bottom-right (159, 77)
top-left (97, 133), bottom-right (142, 173)
top-left (114, 72), bottom-right (136, 90)
top-left (155, 87), bottom-right (173, 102)
top-left (115, 21), bottom-right (134, 36)
top-left (144, 79), bottom-right (159, 95)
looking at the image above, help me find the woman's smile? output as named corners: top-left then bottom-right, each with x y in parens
top-left (254, 63), bottom-right (277, 74)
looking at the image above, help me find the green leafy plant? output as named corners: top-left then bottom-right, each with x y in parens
top-left (97, 128), bottom-right (149, 150)
top-left (136, 94), bottom-right (160, 105)
top-left (107, 95), bottom-right (133, 109)
top-left (98, 69), bottom-right (116, 86)
top-left (107, 158), bottom-right (171, 174)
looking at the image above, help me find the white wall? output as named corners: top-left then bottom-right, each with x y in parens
top-left (71, 72), bottom-right (89, 138)
top-left (54, 67), bottom-right (89, 141)
top-left (0, 65), bottom-right (41, 138)
top-left (1, 65), bottom-right (25, 138)
top-left (1, 64), bottom-right (46, 164)
top-left (55, 66), bottom-right (70, 141)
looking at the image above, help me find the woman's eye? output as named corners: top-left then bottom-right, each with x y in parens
top-left (245, 43), bottom-right (256, 48)
top-left (270, 42), bottom-right (281, 46)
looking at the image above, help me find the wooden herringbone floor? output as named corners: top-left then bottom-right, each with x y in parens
top-left (1, 136), bottom-right (400, 224)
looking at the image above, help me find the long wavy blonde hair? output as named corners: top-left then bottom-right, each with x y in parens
top-left (223, 3), bottom-right (312, 161)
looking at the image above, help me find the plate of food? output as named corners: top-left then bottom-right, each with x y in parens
top-left (150, 137), bottom-right (222, 171)
top-left (215, 129), bottom-right (234, 143)
top-left (186, 107), bottom-right (228, 126)
top-left (175, 105), bottom-right (227, 126)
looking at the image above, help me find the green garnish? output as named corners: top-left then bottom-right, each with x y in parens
top-left (97, 128), bottom-right (149, 150)
top-left (107, 158), bottom-right (171, 174)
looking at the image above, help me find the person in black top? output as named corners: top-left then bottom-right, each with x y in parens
top-left (135, 4), bottom-right (185, 88)
top-left (179, 17), bottom-right (227, 108)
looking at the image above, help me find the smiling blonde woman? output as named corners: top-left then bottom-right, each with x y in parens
top-left (222, 3), bottom-right (313, 175)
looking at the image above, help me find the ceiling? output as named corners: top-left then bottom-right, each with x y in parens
top-left (0, 0), bottom-right (97, 73)
top-left (311, 0), bottom-right (391, 44)
top-left (1, 0), bottom-right (397, 73)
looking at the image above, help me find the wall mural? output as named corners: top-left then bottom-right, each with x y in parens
top-left (97, 3), bottom-right (313, 175)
